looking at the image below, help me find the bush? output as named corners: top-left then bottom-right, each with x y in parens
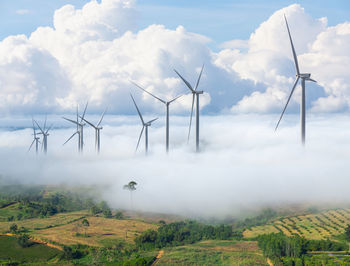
top-left (115, 211), bottom-right (124, 219)
top-left (9, 224), bottom-right (18, 234)
top-left (17, 234), bottom-right (32, 248)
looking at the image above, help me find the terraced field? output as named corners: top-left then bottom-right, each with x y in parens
top-left (244, 208), bottom-right (350, 240)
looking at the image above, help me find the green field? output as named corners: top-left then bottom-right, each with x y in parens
top-left (244, 208), bottom-right (350, 240)
top-left (0, 235), bottom-right (62, 264)
top-left (156, 240), bottom-right (269, 265)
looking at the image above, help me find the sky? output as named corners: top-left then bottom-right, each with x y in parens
top-left (0, 0), bottom-right (349, 116)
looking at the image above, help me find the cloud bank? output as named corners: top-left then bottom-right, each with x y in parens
top-left (0, 1), bottom-right (349, 115)
top-left (1, 114), bottom-right (350, 217)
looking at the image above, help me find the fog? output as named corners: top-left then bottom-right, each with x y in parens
top-left (1, 114), bottom-right (350, 218)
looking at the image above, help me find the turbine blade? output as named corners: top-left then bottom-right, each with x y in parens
top-left (284, 14), bottom-right (300, 75)
top-left (306, 78), bottom-right (317, 83)
top-left (188, 93), bottom-right (195, 142)
top-left (174, 69), bottom-right (195, 92)
top-left (43, 115), bottom-right (47, 131)
top-left (130, 94), bottom-right (144, 124)
top-left (63, 117), bottom-right (79, 125)
top-left (147, 117), bottom-right (158, 125)
top-left (63, 131), bottom-right (78, 146)
top-left (32, 117), bottom-right (36, 136)
top-left (28, 139), bottom-right (35, 152)
top-left (34, 120), bottom-right (44, 134)
top-left (194, 64), bottom-right (204, 91)
top-left (169, 94), bottom-right (183, 104)
top-left (80, 116), bottom-right (97, 129)
top-left (131, 81), bottom-right (166, 104)
top-left (275, 76), bottom-right (300, 131)
top-left (81, 101), bottom-right (88, 122)
top-left (97, 107), bottom-right (107, 127)
top-left (46, 124), bottom-right (53, 134)
top-left (135, 126), bottom-right (144, 152)
top-left (76, 105), bottom-right (79, 131)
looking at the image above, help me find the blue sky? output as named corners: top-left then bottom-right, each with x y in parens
top-left (1, 0), bottom-right (349, 49)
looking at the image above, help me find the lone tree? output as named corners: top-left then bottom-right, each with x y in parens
top-left (123, 181), bottom-right (137, 210)
top-left (82, 219), bottom-right (90, 236)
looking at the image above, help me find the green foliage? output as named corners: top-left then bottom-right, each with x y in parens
top-left (61, 245), bottom-right (85, 260)
top-left (9, 223), bottom-right (18, 234)
top-left (258, 233), bottom-right (347, 259)
top-left (115, 211), bottom-right (124, 219)
top-left (17, 234), bottom-right (32, 248)
top-left (345, 224), bottom-right (350, 242)
top-left (103, 208), bottom-right (112, 218)
top-left (135, 221), bottom-right (239, 250)
top-left (234, 208), bottom-right (278, 229)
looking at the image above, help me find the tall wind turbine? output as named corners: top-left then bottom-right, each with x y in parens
top-left (34, 117), bottom-right (52, 155)
top-left (131, 81), bottom-right (182, 153)
top-left (174, 64), bottom-right (204, 152)
top-left (80, 108), bottom-right (107, 153)
top-left (28, 118), bottom-right (40, 154)
top-left (63, 103), bottom-right (88, 152)
top-left (275, 15), bottom-right (316, 145)
top-left (130, 94), bottom-right (158, 155)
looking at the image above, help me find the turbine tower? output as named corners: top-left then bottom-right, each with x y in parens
top-left (34, 117), bottom-right (52, 155)
top-left (63, 103), bottom-right (88, 152)
top-left (28, 118), bottom-right (40, 154)
top-left (174, 64), bottom-right (204, 152)
top-left (130, 94), bottom-right (158, 155)
top-left (131, 81), bottom-right (182, 153)
top-left (80, 108), bottom-right (107, 153)
top-left (275, 15), bottom-right (316, 145)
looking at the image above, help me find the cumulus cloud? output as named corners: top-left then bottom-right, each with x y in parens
top-left (0, 1), bottom-right (349, 115)
top-left (217, 4), bottom-right (350, 113)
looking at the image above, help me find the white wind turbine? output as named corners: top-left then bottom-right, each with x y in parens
top-left (174, 64), bottom-right (204, 152)
top-left (34, 116), bottom-right (52, 155)
top-left (131, 81), bottom-right (182, 153)
top-left (275, 15), bottom-right (317, 145)
top-left (28, 118), bottom-right (40, 154)
top-left (63, 103), bottom-right (88, 152)
top-left (130, 94), bottom-right (158, 155)
top-left (80, 108), bottom-right (107, 154)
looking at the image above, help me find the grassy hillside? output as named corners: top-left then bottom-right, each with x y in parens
top-left (0, 235), bottom-right (62, 264)
top-left (244, 208), bottom-right (350, 240)
top-left (155, 240), bottom-right (268, 265)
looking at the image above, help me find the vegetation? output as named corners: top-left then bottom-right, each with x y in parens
top-left (135, 220), bottom-right (241, 249)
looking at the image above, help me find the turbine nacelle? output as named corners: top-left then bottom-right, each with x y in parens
top-left (298, 73), bottom-right (311, 78)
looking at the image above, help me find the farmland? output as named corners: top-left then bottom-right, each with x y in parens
top-left (244, 208), bottom-right (350, 240)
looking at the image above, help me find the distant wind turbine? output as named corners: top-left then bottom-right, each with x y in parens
top-left (80, 108), bottom-right (107, 153)
top-left (275, 15), bottom-right (317, 145)
top-left (131, 81), bottom-right (182, 153)
top-left (174, 64), bottom-right (204, 152)
top-left (63, 102), bottom-right (88, 152)
top-left (28, 118), bottom-right (40, 154)
top-left (34, 116), bottom-right (52, 155)
top-left (130, 94), bottom-right (158, 155)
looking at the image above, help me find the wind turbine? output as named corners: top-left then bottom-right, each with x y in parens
top-left (28, 118), bottom-right (40, 154)
top-left (80, 108), bottom-right (107, 153)
top-left (130, 94), bottom-right (158, 155)
top-left (174, 64), bottom-right (204, 152)
top-left (34, 117), bottom-right (52, 155)
top-left (275, 15), bottom-right (316, 145)
top-left (62, 102), bottom-right (88, 152)
top-left (131, 81), bottom-right (182, 153)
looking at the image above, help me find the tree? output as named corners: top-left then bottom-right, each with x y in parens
top-left (82, 219), bottom-right (90, 236)
top-left (9, 223), bottom-right (18, 234)
top-left (17, 234), bottom-right (32, 248)
top-left (345, 224), bottom-right (350, 252)
top-left (123, 181), bottom-right (137, 209)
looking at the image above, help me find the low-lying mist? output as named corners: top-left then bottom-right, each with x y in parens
top-left (1, 114), bottom-right (350, 219)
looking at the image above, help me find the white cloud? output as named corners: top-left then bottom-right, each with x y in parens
top-left (0, 1), bottom-right (349, 115)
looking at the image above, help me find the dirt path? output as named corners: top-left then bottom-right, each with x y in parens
top-left (152, 250), bottom-right (164, 265)
top-left (267, 258), bottom-right (273, 266)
